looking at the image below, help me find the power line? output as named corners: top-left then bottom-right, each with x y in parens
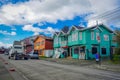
top-left (91, 7), bottom-right (120, 20)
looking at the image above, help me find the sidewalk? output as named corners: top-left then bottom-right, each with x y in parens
top-left (89, 60), bottom-right (120, 72)
top-left (0, 55), bottom-right (28, 80)
top-left (40, 58), bottom-right (120, 72)
top-left (0, 59), bottom-right (14, 80)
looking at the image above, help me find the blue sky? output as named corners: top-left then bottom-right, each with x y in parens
top-left (0, 0), bottom-right (120, 47)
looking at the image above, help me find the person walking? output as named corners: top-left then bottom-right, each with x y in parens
top-left (95, 53), bottom-right (100, 64)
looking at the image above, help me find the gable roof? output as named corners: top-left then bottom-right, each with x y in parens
top-left (61, 26), bottom-right (69, 33)
top-left (53, 24), bottom-right (114, 38)
top-left (58, 30), bottom-right (66, 36)
top-left (68, 25), bottom-right (84, 34)
top-left (74, 25), bottom-right (84, 30)
top-left (83, 24), bottom-right (113, 33)
top-left (53, 32), bottom-right (59, 37)
top-left (34, 35), bottom-right (53, 42)
top-left (62, 28), bottom-right (69, 33)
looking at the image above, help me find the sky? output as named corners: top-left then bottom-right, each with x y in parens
top-left (0, 0), bottom-right (120, 48)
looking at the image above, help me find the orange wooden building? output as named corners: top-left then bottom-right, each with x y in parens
top-left (34, 35), bottom-right (53, 57)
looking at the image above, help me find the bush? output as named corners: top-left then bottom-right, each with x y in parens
top-left (39, 56), bottom-right (48, 58)
top-left (113, 55), bottom-right (120, 61)
top-left (114, 48), bottom-right (120, 55)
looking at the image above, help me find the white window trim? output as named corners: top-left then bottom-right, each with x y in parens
top-left (91, 31), bottom-right (94, 40)
top-left (96, 32), bottom-right (99, 40)
top-left (104, 34), bottom-right (109, 41)
top-left (79, 32), bottom-right (82, 40)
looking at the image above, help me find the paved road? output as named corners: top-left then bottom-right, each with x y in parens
top-left (1, 54), bottom-right (120, 80)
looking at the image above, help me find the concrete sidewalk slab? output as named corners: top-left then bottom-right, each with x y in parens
top-left (0, 55), bottom-right (28, 80)
top-left (0, 60), bottom-right (14, 80)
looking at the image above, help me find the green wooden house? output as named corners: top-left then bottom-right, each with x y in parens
top-left (53, 24), bottom-right (116, 59)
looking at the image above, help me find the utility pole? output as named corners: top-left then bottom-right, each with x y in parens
top-left (96, 20), bottom-right (101, 65)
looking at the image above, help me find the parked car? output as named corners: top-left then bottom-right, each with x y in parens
top-left (28, 51), bottom-right (39, 59)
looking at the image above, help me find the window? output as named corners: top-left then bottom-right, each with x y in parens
top-left (92, 47), bottom-right (97, 54)
top-left (96, 32), bottom-right (99, 40)
top-left (68, 35), bottom-right (71, 42)
top-left (39, 50), bottom-right (42, 55)
top-left (79, 32), bottom-right (82, 40)
top-left (41, 41), bottom-right (44, 45)
top-left (72, 33), bottom-right (74, 41)
top-left (72, 32), bottom-right (78, 41)
top-left (36, 42), bottom-right (40, 46)
top-left (75, 32), bottom-right (78, 41)
top-left (74, 47), bottom-right (79, 54)
top-left (91, 31), bottom-right (94, 40)
top-left (101, 48), bottom-right (106, 54)
top-left (104, 34), bottom-right (109, 41)
top-left (59, 38), bottom-right (61, 44)
top-left (54, 37), bottom-right (58, 44)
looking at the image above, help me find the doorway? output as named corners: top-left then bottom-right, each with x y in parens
top-left (67, 47), bottom-right (72, 58)
top-left (79, 46), bottom-right (85, 59)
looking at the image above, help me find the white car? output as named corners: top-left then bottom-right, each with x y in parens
top-left (28, 51), bottom-right (39, 59)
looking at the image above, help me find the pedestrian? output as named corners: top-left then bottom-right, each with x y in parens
top-left (95, 53), bottom-right (100, 64)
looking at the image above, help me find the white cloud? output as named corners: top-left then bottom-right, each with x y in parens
top-left (0, 41), bottom-right (12, 48)
top-left (0, 0), bottom-right (91, 25)
top-left (22, 24), bottom-right (59, 35)
top-left (0, 0), bottom-right (119, 27)
top-left (0, 30), bottom-right (16, 36)
top-left (11, 32), bottom-right (16, 35)
top-left (87, 0), bottom-right (120, 27)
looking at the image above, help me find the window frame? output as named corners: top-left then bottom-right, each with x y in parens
top-left (92, 47), bottom-right (97, 54)
top-left (101, 48), bottom-right (106, 54)
top-left (91, 31), bottom-right (94, 40)
top-left (104, 34), bottom-right (109, 41)
top-left (79, 32), bottom-right (82, 40)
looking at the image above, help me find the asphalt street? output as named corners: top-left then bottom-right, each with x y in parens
top-left (1, 54), bottom-right (120, 80)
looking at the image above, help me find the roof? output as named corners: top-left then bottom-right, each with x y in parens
top-left (67, 25), bottom-right (85, 34)
top-left (55, 32), bottom-right (59, 35)
top-left (53, 32), bottom-right (59, 37)
top-left (34, 35), bottom-right (53, 42)
top-left (61, 26), bottom-right (69, 33)
top-left (74, 25), bottom-right (84, 30)
top-left (82, 24), bottom-right (113, 33)
top-left (55, 24), bottom-right (114, 37)
top-left (62, 29), bottom-right (69, 33)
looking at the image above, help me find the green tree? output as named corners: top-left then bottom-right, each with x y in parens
top-left (114, 29), bottom-right (120, 55)
top-left (115, 30), bottom-right (120, 46)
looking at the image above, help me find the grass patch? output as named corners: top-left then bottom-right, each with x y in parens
top-left (39, 56), bottom-right (48, 59)
top-left (113, 55), bottom-right (120, 60)
top-left (112, 61), bottom-right (120, 64)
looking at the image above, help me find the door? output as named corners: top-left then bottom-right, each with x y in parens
top-left (68, 47), bottom-right (72, 57)
top-left (79, 47), bottom-right (85, 59)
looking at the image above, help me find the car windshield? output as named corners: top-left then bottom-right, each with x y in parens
top-left (14, 47), bottom-right (22, 49)
top-left (34, 52), bottom-right (38, 54)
